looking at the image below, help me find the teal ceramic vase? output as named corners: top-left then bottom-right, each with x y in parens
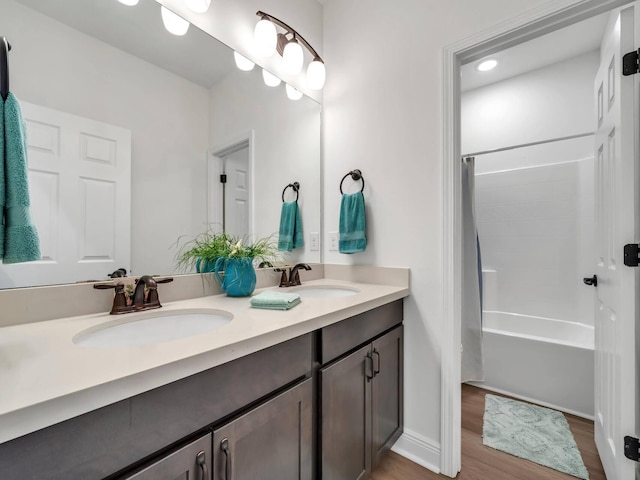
top-left (213, 257), bottom-right (256, 297)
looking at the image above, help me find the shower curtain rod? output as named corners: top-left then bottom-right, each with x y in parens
top-left (461, 132), bottom-right (594, 159)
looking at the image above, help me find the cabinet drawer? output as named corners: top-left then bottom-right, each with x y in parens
top-left (124, 434), bottom-right (212, 480)
top-left (320, 300), bottom-right (402, 364)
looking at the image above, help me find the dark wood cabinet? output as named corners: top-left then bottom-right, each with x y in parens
top-left (319, 325), bottom-right (403, 480)
top-left (124, 434), bottom-right (212, 480)
top-left (212, 378), bottom-right (313, 480)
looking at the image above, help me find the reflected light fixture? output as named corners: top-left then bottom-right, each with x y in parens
top-left (234, 52), bottom-right (255, 71)
top-left (477, 59), bottom-right (498, 72)
top-left (117, 0), bottom-right (139, 5)
top-left (285, 84), bottom-right (303, 100)
top-left (254, 11), bottom-right (325, 90)
top-left (161, 6), bottom-right (190, 36)
top-left (183, 0), bottom-right (211, 13)
top-left (262, 69), bottom-right (282, 87)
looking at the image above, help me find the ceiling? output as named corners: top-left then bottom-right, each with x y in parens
top-left (16, 0), bottom-right (235, 88)
top-left (461, 11), bottom-right (610, 92)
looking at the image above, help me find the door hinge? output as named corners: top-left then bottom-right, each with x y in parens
top-left (220, 174), bottom-right (227, 184)
top-left (624, 436), bottom-right (640, 462)
top-left (623, 49), bottom-right (640, 76)
top-left (623, 244), bottom-right (640, 267)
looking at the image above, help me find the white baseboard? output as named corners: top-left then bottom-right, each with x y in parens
top-left (391, 429), bottom-right (441, 474)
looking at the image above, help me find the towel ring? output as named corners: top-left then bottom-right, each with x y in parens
top-left (339, 169), bottom-right (365, 194)
top-left (282, 182), bottom-right (300, 202)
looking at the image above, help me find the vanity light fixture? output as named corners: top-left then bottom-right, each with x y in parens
top-left (117, 0), bottom-right (139, 5)
top-left (161, 6), bottom-right (190, 36)
top-left (183, 0), bottom-right (211, 14)
top-left (477, 59), bottom-right (498, 72)
top-left (262, 68), bottom-right (281, 87)
top-left (234, 52), bottom-right (255, 71)
top-left (254, 11), bottom-right (326, 90)
top-left (285, 84), bottom-right (303, 100)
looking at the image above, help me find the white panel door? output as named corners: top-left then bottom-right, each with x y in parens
top-left (224, 146), bottom-right (250, 238)
top-left (0, 102), bottom-right (131, 288)
top-left (593, 7), bottom-right (638, 480)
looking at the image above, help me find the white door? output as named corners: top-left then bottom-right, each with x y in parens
top-left (0, 102), bottom-right (131, 288)
top-left (593, 7), bottom-right (638, 479)
top-left (224, 146), bottom-right (250, 238)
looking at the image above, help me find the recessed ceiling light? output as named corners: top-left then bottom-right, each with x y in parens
top-left (477, 59), bottom-right (498, 72)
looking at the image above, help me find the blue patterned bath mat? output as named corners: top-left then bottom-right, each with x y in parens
top-left (483, 394), bottom-right (589, 479)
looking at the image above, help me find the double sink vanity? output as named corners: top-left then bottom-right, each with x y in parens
top-left (0, 265), bottom-right (409, 479)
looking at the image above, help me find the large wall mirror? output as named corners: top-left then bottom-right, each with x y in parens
top-left (0, 0), bottom-right (321, 289)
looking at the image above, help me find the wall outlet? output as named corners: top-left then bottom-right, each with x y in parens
top-left (309, 232), bottom-right (319, 251)
top-left (329, 232), bottom-right (338, 251)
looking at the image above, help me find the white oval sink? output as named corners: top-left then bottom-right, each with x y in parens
top-left (73, 310), bottom-right (233, 348)
top-left (287, 285), bottom-right (359, 298)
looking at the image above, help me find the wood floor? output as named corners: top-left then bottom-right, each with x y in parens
top-left (370, 384), bottom-right (606, 480)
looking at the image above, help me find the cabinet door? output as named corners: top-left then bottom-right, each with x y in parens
top-left (124, 433), bottom-right (211, 480)
top-left (371, 326), bottom-right (404, 468)
top-left (320, 344), bottom-right (372, 480)
top-left (212, 378), bottom-right (313, 480)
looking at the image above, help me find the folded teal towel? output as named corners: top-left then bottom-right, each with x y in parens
top-left (3, 93), bottom-right (41, 264)
top-left (339, 191), bottom-right (366, 253)
top-left (278, 201), bottom-right (304, 252)
top-left (250, 291), bottom-right (301, 310)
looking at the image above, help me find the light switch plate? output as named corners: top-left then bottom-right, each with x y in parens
top-left (310, 232), bottom-right (319, 251)
top-left (329, 232), bottom-right (338, 251)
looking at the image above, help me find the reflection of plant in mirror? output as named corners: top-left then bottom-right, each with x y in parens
top-left (175, 231), bottom-right (280, 273)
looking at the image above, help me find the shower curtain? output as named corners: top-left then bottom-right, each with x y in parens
top-left (461, 158), bottom-right (484, 382)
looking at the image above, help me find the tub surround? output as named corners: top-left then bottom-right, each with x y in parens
top-left (0, 265), bottom-right (409, 445)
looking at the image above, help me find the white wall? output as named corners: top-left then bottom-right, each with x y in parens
top-left (321, 0), bottom-right (589, 472)
top-left (209, 67), bottom-right (322, 264)
top-left (2, 0), bottom-right (210, 277)
top-left (463, 52), bottom-right (598, 326)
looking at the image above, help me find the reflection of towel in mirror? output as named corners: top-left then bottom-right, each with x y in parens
top-left (3, 93), bottom-right (41, 264)
top-left (278, 201), bottom-right (304, 251)
top-left (339, 192), bottom-right (366, 253)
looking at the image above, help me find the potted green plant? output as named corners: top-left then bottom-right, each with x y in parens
top-left (175, 231), bottom-right (279, 297)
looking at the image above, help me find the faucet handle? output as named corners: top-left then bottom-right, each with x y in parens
top-left (274, 268), bottom-right (289, 288)
top-left (93, 282), bottom-right (128, 315)
top-left (154, 277), bottom-right (174, 284)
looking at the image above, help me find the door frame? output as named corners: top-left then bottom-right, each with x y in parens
top-left (208, 130), bottom-right (255, 233)
top-left (440, 0), bottom-right (634, 476)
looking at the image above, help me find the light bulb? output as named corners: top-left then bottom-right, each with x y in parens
top-left (282, 39), bottom-right (304, 75)
top-left (262, 69), bottom-right (281, 87)
top-left (286, 84), bottom-right (303, 101)
top-left (477, 59), bottom-right (498, 72)
top-left (183, 0), bottom-right (211, 13)
top-left (254, 19), bottom-right (277, 57)
top-left (118, 0), bottom-right (139, 5)
top-left (234, 52), bottom-right (255, 72)
top-left (161, 6), bottom-right (190, 36)
top-left (306, 59), bottom-right (326, 90)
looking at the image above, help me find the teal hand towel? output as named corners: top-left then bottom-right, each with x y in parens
top-left (3, 93), bottom-right (41, 264)
top-left (339, 191), bottom-right (367, 253)
top-left (250, 291), bottom-right (301, 310)
top-left (278, 201), bottom-right (304, 252)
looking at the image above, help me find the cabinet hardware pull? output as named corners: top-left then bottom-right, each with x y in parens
top-left (365, 353), bottom-right (374, 381)
top-left (220, 437), bottom-right (232, 480)
top-left (372, 349), bottom-right (381, 376)
top-left (196, 450), bottom-right (209, 480)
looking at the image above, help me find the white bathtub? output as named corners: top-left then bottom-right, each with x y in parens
top-left (469, 311), bottom-right (595, 419)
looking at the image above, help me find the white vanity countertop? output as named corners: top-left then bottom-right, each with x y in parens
top-left (0, 276), bottom-right (409, 445)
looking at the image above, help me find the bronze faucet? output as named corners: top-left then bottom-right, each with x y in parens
top-left (94, 275), bottom-right (173, 315)
top-left (278, 263), bottom-right (312, 287)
